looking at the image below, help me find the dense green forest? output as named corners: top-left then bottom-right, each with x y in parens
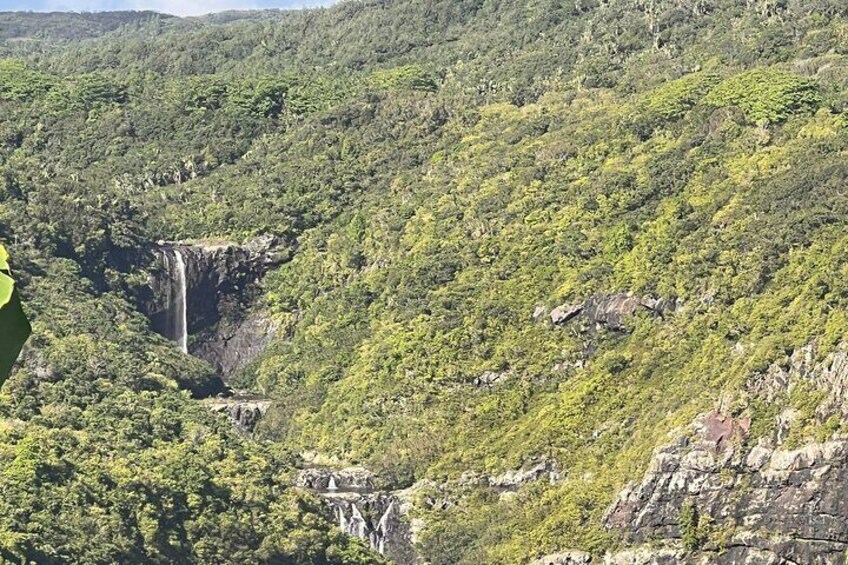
top-left (4, 0), bottom-right (848, 563)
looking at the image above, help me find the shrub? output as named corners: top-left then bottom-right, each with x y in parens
top-left (629, 72), bottom-right (720, 137)
top-left (703, 68), bottom-right (821, 123)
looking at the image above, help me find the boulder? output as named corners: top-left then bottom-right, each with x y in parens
top-left (548, 293), bottom-right (675, 331)
top-left (551, 303), bottom-right (583, 325)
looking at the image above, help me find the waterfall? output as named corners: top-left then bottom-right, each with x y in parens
top-left (159, 247), bottom-right (189, 353)
top-left (162, 249), bottom-right (172, 328)
top-left (328, 476), bottom-right (338, 491)
top-left (327, 498), bottom-right (399, 558)
top-left (173, 248), bottom-right (188, 353)
top-left (349, 504), bottom-right (367, 539)
top-left (337, 506), bottom-right (347, 531)
top-left (376, 501), bottom-right (393, 533)
top-left (374, 501), bottom-right (393, 555)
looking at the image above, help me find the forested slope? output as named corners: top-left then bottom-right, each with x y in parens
top-left (4, 0), bottom-right (848, 563)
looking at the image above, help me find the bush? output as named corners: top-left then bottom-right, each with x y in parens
top-left (703, 68), bottom-right (821, 123)
top-left (368, 65), bottom-right (437, 92)
top-left (629, 72), bottom-right (720, 137)
top-left (679, 501), bottom-right (711, 551)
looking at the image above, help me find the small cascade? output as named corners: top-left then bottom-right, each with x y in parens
top-left (337, 500), bottom-right (395, 556)
top-left (348, 504), bottom-right (368, 539)
top-left (373, 501), bottom-right (394, 555)
top-left (376, 501), bottom-right (394, 533)
top-left (296, 467), bottom-right (416, 563)
top-left (338, 506), bottom-right (347, 531)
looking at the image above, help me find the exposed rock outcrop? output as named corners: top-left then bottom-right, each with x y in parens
top-left (550, 303), bottom-right (584, 325)
top-left (473, 369), bottom-right (513, 388)
top-left (549, 293), bottom-right (675, 331)
top-left (605, 409), bottom-right (848, 563)
top-left (532, 551), bottom-right (592, 565)
top-left (488, 458), bottom-right (560, 492)
top-left (205, 394), bottom-right (271, 432)
top-left (746, 342), bottom-right (848, 422)
top-left (602, 547), bottom-right (683, 564)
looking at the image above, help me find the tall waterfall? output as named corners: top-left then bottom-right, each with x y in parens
top-left (160, 247), bottom-right (189, 353)
top-left (173, 248), bottom-right (188, 353)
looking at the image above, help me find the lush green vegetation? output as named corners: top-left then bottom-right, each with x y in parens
top-left (4, 0), bottom-right (848, 562)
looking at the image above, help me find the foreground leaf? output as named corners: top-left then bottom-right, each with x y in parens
top-left (0, 246), bottom-right (30, 380)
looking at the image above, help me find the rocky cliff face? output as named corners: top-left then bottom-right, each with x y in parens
top-left (144, 236), bottom-right (286, 377)
top-left (601, 343), bottom-right (848, 564)
top-left (603, 418), bottom-right (848, 564)
top-left (296, 467), bottom-right (417, 564)
top-left (193, 310), bottom-right (279, 376)
top-left (205, 394), bottom-right (272, 432)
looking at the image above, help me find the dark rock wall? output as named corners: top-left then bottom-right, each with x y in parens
top-left (144, 237), bottom-right (285, 378)
top-left (193, 310), bottom-right (279, 376)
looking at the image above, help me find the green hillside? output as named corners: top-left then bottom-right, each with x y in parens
top-left (3, 1), bottom-right (848, 563)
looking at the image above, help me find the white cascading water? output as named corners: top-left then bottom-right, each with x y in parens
top-left (162, 249), bottom-right (172, 327)
top-left (332, 500), bottom-right (394, 556)
top-left (348, 504), bottom-right (367, 539)
top-left (160, 247), bottom-right (189, 353)
top-left (337, 506), bottom-right (347, 531)
top-left (376, 501), bottom-right (393, 534)
top-left (328, 476), bottom-right (338, 491)
top-left (173, 248), bottom-right (188, 353)
top-left (374, 501), bottom-right (392, 554)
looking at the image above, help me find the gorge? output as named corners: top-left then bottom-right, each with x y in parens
top-left (146, 239), bottom-right (280, 378)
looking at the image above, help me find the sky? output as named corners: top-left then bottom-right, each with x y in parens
top-left (0, 0), bottom-right (333, 16)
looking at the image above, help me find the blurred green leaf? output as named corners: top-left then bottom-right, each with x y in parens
top-left (0, 246), bottom-right (30, 381)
